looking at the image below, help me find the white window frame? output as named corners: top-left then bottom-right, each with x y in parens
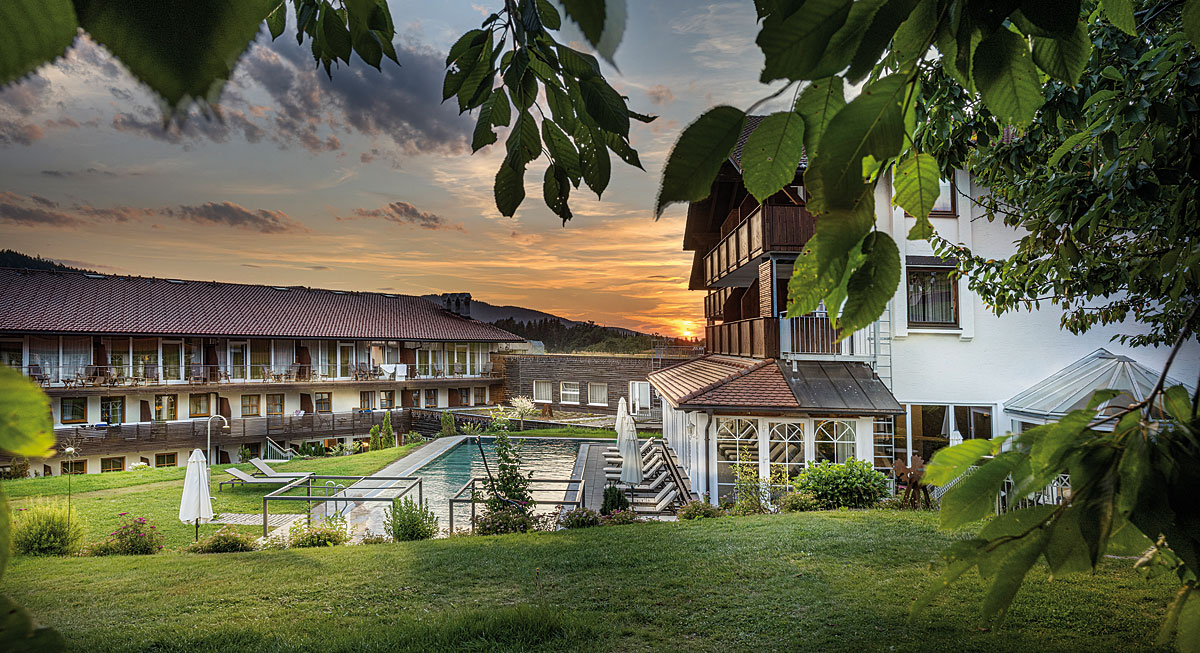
top-left (587, 382), bottom-right (608, 406)
top-left (560, 381), bottom-right (580, 405)
top-left (533, 380), bottom-right (552, 403)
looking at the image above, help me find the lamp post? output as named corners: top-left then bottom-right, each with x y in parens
top-left (206, 414), bottom-right (229, 481)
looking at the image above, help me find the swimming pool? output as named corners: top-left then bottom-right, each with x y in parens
top-left (413, 437), bottom-right (588, 530)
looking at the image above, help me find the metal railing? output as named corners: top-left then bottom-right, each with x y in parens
top-left (447, 477), bottom-right (586, 534)
top-left (261, 474), bottom-right (423, 537)
top-left (778, 310), bottom-right (877, 361)
top-left (13, 361), bottom-right (501, 389)
top-left (264, 436), bottom-right (296, 461)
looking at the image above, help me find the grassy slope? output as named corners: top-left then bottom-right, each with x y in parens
top-left (4, 443), bottom-right (424, 548)
top-left (4, 511), bottom-right (1174, 652)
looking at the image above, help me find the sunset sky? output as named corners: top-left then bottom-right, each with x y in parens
top-left (0, 1), bottom-right (787, 338)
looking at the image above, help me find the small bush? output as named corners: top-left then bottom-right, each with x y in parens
top-left (600, 509), bottom-right (643, 526)
top-left (129, 461), bottom-right (150, 472)
top-left (237, 444), bottom-right (254, 463)
top-left (2, 458), bottom-right (30, 479)
top-left (185, 526), bottom-right (258, 553)
top-left (776, 490), bottom-right (821, 513)
top-left (600, 485), bottom-right (629, 516)
top-left (677, 501), bottom-right (723, 520)
top-left (440, 411), bottom-right (457, 437)
top-left (475, 505), bottom-right (541, 535)
top-left (296, 442), bottom-right (326, 457)
top-left (86, 514), bottom-right (163, 556)
top-left (284, 514), bottom-right (350, 548)
top-left (559, 507), bottom-right (601, 529)
top-left (384, 497), bottom-right (439, 541)
top-left (12, 500), bottom-right (84, 556)
top-left (405, 431), bottom-right (425, 444)
top-left (359, 530), bottom-right (391, 544)
top-left (795, 459), bottom-right (890, 509)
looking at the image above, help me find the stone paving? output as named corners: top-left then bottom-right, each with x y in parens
top-left (212, 512), bottom-right (298, 527)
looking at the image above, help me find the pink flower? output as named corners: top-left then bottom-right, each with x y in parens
top-left (118, 512), bottom-right (128, 516)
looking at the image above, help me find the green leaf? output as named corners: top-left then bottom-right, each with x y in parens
top-left (839, 231), bottom-right (900, 334)
top-left (758, 0), bottom-right (854, 82)
top-left (543, 119), bottom-right (582, 184)
top-left (603, 131), bottom-right (643, 169)
top-left (0, 368), bottom-right (55, 458)
top-left (1048, 130), bottom-right (1095, 166)
top-left (0, 0), bottom-right (77, 89)
top-left (893, 152), bottom-right (940, 223)
top-left (321, 6), bottom-right (353, 64)
top-left (0, 594), bottom-right (66, 652)
top-left (1176, 587), bottom-right (1200, 652)
top-left (846, 0), bottom-right (920, 82)
top-left (1185, 0), bottom-right (1200, 49)
top-left (807, 73), bottom-right (908, 214)
top-left (742, 110), bottom-right (806, 202)
top-left (784, 209), bottom-right (872, 318)
top-left (808, 0), bottom-right (888, 80)
top-left (910, 538), bottom-right (988, 618)
top-left (1026, 409), bottom-right (1091, 475)
top-left (1162, 385), bottom-right (1194, 423)
top-left (490, 86), bottom-right (511, 127)
top-left (1031, 20), bottom-right (1091, 85)
top-left (543, 163), bottom-right (572, 221)
top-left (578, 124), bottom-right (611, 198)
top-left (559, 0), bottom-right (605, 49)
top-left (1044, 507), bottom-right (1094, 578)
top-left (505, 110), bottom-right (541, 168)
top-left (890, 0), bottom-right (937, 71)
top-left (536, 0), bottom-right (561, 30)
top-left (655, 105), bottom-right (746, 216)
top-left (940, 452), bottom-right (1022, 529)
top-left (925, 439), bottom-right (996, 486)
top-left (447, 29), bottom-right (485, 67)
top-left (494, 162), bottom-right (525, 217)
top-left (973, 26), bottom-right (1045, 126)
top-left (471, 94), bottom-right (498, 152)
top-left (1017, 0), bottom-right (1082, 35)
top-left (579, 77), bottom-right (629, 137)
top-left (980, 530), bottom-right (1046, 628)
top-left (1100, 0), bottom-right (1137, 36)
top-left (266, 1), bottom-right (287, 40)
top-left (1086, 388), bottom-right (1122, 411)
top-left (545, 83), bottom-right (576, 132)
top-left (795, 76), bottom-right (846, 158)
top-left (74, 0), bottom-right (279, 111)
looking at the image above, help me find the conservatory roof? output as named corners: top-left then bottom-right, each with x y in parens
top-left (1004, 348), bottom-right (1192, 420)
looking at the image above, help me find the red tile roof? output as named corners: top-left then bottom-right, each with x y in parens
top-left (0, 268), bottom-right (524, 342)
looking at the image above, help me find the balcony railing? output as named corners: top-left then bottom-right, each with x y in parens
top-left (705, 317), bottom-right (779, 358)
top-left (14, 361), bottom-right (499, 390)
top-left (779, 310), bottom-right (877, 362)
top-left (703, 204), bottom-right (816, 287)
top-left (52, 408), bottom-right (408, 445)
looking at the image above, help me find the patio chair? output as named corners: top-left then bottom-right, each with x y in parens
top-left (248, 458), bottom-right (310, 479)
top-left (632, 488), bottom-right (679, 513)
top-left (219, 467), bottom-right (309, 492)
top-left (28, 364), bottom-right (49, 387)
top-left (632, 482), bottom-right (677, 505)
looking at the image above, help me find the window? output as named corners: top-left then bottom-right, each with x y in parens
top-left (533, 380), bottom-right (552, 403)
top-left (315, 392), bottom-right (332, 413)
top-left (587, 382), bottom-right (608, 406)
top-left (473, 387), bottom-right (486, 405)
top-left (629, 381), bottom-right (652, 413)
top-left (155, 452), bottom-right (177, 468)
top-left (767, 422), bottom-right (804, 481)
top-left (907, 404), bottom-right (994, 462)
top-left (907, 268), bottom-right (958, 327)
top-left (560, 382), bottom-right (580, 404)
top-left (101, 456), bottom-right (125, 473)
top-left (155, 394), bottom-right (177, 421)
top-left (100, 396), bottom-right (124, 424)
top-left (0, 339), bottom-right (21, 368)
top-left (931, 177), bottom-right (955, 214)
top-left (241, 394), bottom-right (261, 417)
top-left (424, 388), bottom-right (439, 408)
top-left (338, 343), bottom-right (354, 377)
top-left (815, 420), bottom-right (856, 463)
top-left (458, 388), bottom-right (470, 406)
top-left (250, 340), bottom-right (270, 380)
top-left (189, 393), bottom-right (211, 418)
top-left (359, 391), bottom-right (375, 410)
top-left (61, 460), bottom-right (85, 475)
top-left (266, 393), bottom-right (284, 416)
top-left (380, 390), bottom-right (395, 409)
top-left (60, 397), bottom-right (87, 424)
top-left (715, 418), bottom-right (758, 502)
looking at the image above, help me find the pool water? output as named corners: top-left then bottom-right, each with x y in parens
top-left (415, 437), bottom-right (586, 529)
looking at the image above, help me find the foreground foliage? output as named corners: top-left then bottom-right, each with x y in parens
top-left (10, 500), bottom-right (83, 557)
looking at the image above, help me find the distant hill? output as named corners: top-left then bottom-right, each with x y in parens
top-left (0, 250), bottom-right (92, 272)
top-left (423, 295), bottom-right (640, 336)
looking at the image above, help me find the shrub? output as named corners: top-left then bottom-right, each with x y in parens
top-left (86, 513), bottom-right (163, 556)
top-left (474, 505), bottom-right (546, 535)
top-left (285, 514), bottom-right (350, 548)
top-left (405, 430), bottom-right (425, 445)
top-left (185, 526), bottom-right (258, 553)
top-left (486, 406), bottom-right (511, 433)
top-left (460, 422), bottom-right (484, 436)
top-left (380, 411), bottom-right (396, 448)
top-left (776, 490), bottom-right (821, 513)
top-left (237, 444), bottom-right (254, 463)
top-left (509, 395), bottom-right (537, 430)
top-left (600, 509), bottom-right (643, 526)
top-left (384, 497), bottom-right (439, 541)
top-left (296, 442), bottom-right (326, 457)
top-left (129, 461), bottom-right (150, 472)
top-left (2, 458), bottom-right (30, 479)
top-left (440, 411), bottom-right (457, 437)
top-left (369, 424), bottom-right (381, 452)
top-left (12, 500), bottom-right (84, 556)
top-left (559, 507), bottom-right (601, 529)
top-left (677, 501), bottom-right (723, 520)
top-left (795, 459), bottom-right (890, 509)
top-left (359, 530), bottom-right (391, 545)
top-left (600, 485), bottom-right (629, 516)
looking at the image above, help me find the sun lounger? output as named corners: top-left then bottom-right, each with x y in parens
top-left (219, 467), bottom-right (309, 491)
top-left (629, 470), bottom-right (670, 493)
top-left (605, 457), bottom-right (665, 481)
top-left (605, 438), bottom-right (655, 455)
top-left (632, 482), bottom-right (677, 505)
top-left (632, 488), bottom-right (678, 513)
top-left (249, 458), bottom-right (310, 478)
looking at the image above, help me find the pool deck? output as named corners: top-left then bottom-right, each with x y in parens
top-left (577, 443), bottom-right (613, 511)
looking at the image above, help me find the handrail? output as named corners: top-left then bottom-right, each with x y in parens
top-left (261, 473), bottom-right (423, 537)
top-left (447, 476), bottom-right (586, 534)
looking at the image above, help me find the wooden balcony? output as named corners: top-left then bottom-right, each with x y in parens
top-left (705, 318), bottom-right (780, 358)
top-left (702, 204), bottom-right (816, 287)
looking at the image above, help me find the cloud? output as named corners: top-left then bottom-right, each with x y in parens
top-left (0, 74), bottom-right (51, 115)
top-left (670, 3), bottom-right (759, 69)
top-left (647, 84), bottom-right (675, 105)
top-left (166, 202), bottom-right (308, 234)
top-left (0, 120), bottom-right (44, 146)
top-left (338, 201), bottom-right (464, 231)
top-left (0, 198), bottom-right (79, 226)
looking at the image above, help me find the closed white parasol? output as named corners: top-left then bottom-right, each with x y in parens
top-left (617, 398), bottom-right (643, 485)
top-left (179, 449), bottom-right (214, 541)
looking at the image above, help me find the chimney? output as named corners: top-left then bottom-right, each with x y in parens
top-left (436, 292), bottom-right (472, 319)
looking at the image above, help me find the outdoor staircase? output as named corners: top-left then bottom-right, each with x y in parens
top-left (263, 437), bottom-right (297, 462)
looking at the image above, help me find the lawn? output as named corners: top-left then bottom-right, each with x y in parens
top-left (3, 510), bottom-right (1175, 652)
top-left (3, 442), bottom-right (426, 548)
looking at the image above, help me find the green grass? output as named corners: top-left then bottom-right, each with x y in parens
top-left (4, 443), bottom-right (424, 548)
top-left (3, 510), bottom-right (1176, 652)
